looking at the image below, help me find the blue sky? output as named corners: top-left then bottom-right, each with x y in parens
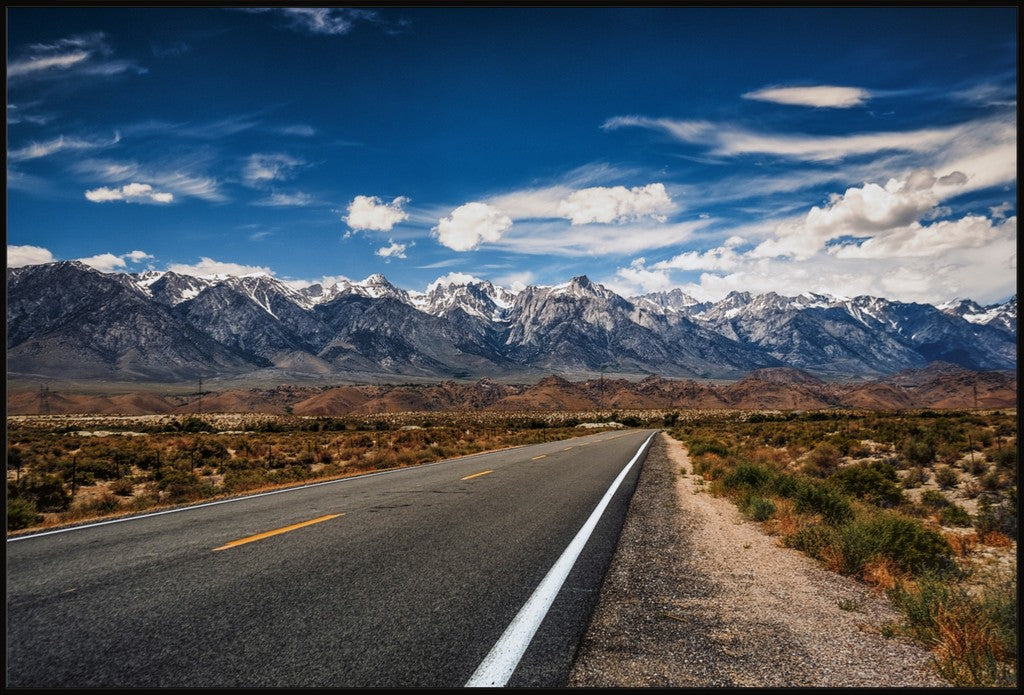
top-left (6, 6), bottom-right (1017, 303)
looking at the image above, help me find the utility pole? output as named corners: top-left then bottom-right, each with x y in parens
top-left (973, 383), bottom-right (978, 411)
top-left (40, 383), bottom-right (51, 416)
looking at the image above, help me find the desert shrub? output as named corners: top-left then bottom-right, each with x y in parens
top-left (802, 443), bottom-right (841, 478)
top-left (156, 469), bottom-right (204, 501)
top-left (865, 514), bottom-right (954, 574)
top-left (77, 492), bottom-right (122, 515)
top-left (964, 455), bottom-right (988, 476)
top-left (108, 478), bottom-right (135, 496)
top-left (830, 461), bottom-right (905, 508)
top-left (721, 463), bottom-right (774, 493)
top-left (889, 573), bottom-right (1017, 687)
top-left (11, 473), bottom-right (71, 512)
top-left (920, 490), bottom-right (950, 509)
top-left (979, 470), bottom-right (1006, 491)
top-left (991, 447), bottom-right (1016, 471)
top-left (902, 466), bottom-right (929, 488)
top-left (902, 437), bottom-right (937, 466)
top-left (7, 497), bottom-right (41, 530)
top-left (974, 494), bottom-right (1017, 539)
top-left (221, 468), bottom-right (268, 493)
top-left (744, 496), bottom-right (776, 521)
top-left (793, 480), bottom-right (853, 525)
top-left (688, 438), bottom-right (730, 457)
top-left (787, 523), bottom-right (837, 559)
top-left (940, 504), bottom-right (972, 528)
top-left (935, 465), bottom-right (960, 490)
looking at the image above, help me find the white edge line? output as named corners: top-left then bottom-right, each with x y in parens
top-left (465, 431), bottom-right (656, 687)
top-left (6, 429), bottom-right (638, 543)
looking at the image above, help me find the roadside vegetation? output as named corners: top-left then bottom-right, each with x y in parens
top-left (6, 411), bottom-right (634, 533)
top-left (671, 409), bottom-right (1017, 687)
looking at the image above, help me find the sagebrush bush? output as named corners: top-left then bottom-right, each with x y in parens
top-left (934, 465), bottom-right (960, 490)
top-left (7, 497), bottom-right (41, 531)
top-left (940, 504), bottom-right (973, 528)
top-left (793, 480), bottom-right (853, 525)
top-left (830, 461), bottom-right (905, 507)
top-left (802, 443), bottom-right (841, 478)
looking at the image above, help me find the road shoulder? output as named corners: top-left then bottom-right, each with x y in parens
top-left (567, 432), bottom-right (947, 687)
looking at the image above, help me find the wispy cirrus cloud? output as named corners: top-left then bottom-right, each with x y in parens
top-left (75, 158), bottom-right (225, 202)
top-left (253, 191), bottom-right (314, 207)
top-left (8, 32), bottom-right (144, 81)
top-left (243, 8), bottom-right (382, 36)
top-left (8, 133), bottom-right (120, 161)
top-left (243, 153), bottom-right (304, 186)
top-left (602, 115), bottom-right (991, 162)
top-left (742, 85), bottom-right (873, 108)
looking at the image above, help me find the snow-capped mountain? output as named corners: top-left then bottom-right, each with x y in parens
top-left (7, 262), bottom-right (1016, 382)
top-left (939, 295), bottom-right (1017, 335)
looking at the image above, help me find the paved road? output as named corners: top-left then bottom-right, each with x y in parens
top-left (7, 428), bottom-right (656, 687)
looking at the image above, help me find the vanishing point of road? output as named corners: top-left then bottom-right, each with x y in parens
top-left (7, 428), bottom-right (656, 687)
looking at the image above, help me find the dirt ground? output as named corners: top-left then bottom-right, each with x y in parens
top-left (568, 432), bottom-right (948, 687)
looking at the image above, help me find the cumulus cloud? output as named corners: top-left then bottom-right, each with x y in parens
top-left (166, 257), bottom-right (274, 278)
top-left (434, 202), bottom-right (513, 251)
top-left (124, 250), bottom-right (154, 262)
top-left (557, 183), bottom-right (674, 225)
top-left (613, 258), bottom-right (675, 294)
top-left (742, 85), bottom-right (872, 108)
top-left (85, 182), bottom-right (174, 204)
top-left (243, 153), bottom-right (303, 186)
top-left (829, 215), bottom-right (1015, 260)
top-left (652, 236), bottom-right (746, 271)
top-left (7, 244), bottom-right (55, 267)
top-left (375, 241), bottom-right (408, 260)
top-left (751, 170), bottom-right (966, 260)
top-left (77, 253), bottom-right (127, 272)
top-left (346, 195), bottom-right (410, 232)
top-left (990, 202), bottom-right (1014, 220)
top-left (494, 271), bottom-right (536, 292)
top-left (8, 133), bottom-right (120, 161)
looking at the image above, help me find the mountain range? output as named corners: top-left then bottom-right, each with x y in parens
top-left (6, 261), bottom-right (1016, 383)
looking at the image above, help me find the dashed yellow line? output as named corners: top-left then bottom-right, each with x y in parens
top-left (461, 470), bottom-right (494, 481)
top-left (563, 446), bottom-right (574, 451)
top-left (213, 513), bottom-right (343, 551)
top-left (531, 454), bottom-right (547, 460)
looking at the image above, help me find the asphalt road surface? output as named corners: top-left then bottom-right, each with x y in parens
top-left (7, 428), bottom-right (656, 687)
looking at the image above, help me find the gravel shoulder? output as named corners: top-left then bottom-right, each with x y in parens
top-left (568, 432), bottom-right (948, 687)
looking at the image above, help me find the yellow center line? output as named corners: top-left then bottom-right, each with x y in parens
top-left (531, 454), bottom-right (547, 460)
top-left (213, 513), bottom-right (343, 551)
top-left (563, 447), bottom-right (574, 451)
top-left (461, 470), bottom-right (493, 481)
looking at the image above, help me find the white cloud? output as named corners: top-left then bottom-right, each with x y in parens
top-left (604, 115), bottom-right (973, 162)
top-left (76, 158), bottom-right (225, 202)
top-left (742, 85), bottom-right (872, 108)
top-left (243, 153), bottom-right (303, 186)
top-left (124, 250), bottom-right (154, 262)
top-left (166, 257), bottom-right (274, 278)
top-left (375, 241), bottom-right (408, 260)
top-left (254, 191), bottom-right (313, 207)
top-left (8, 133), bottom-right (120, 161)
top-left (652, 236), bottom-right (746, 271)
top-left (494, 271), bottom-right (536, 292)
top-left (346, 195), bottom-right (410, 232)
top-left (556, 183), bottom-right (674, 225)
top-left (77, 253), bottom-right (127, 272)
top-left (85, 182), bottom-right (174, 204)
top-left (426, 272), bottom-right (483, 292)
top-left (829, 215), bottom-right (1015, 260)
top-left (280, 8), bottom-right (376, 35)
top-left (8, 32), bottom-right (143, 81)
top-left (487, 185), bottom-right (572, 219)
top-left (7, 244), bottom-right (55, 267)
top-left (612, 258), bottom-right (675, 294)
top-left (751, 170), bottom-right (965, 260)
top-left (434, 202), bottom-right (513, 251)
top-left (495, 218), bottom-right (706, 256)
top-left (990, 202), bottom-right (1014, 220)
top-left (8, 51), bottom-right (90, 78)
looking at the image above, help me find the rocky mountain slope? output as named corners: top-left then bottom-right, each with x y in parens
top-left (6, 262), bottom-right (1016, 383)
